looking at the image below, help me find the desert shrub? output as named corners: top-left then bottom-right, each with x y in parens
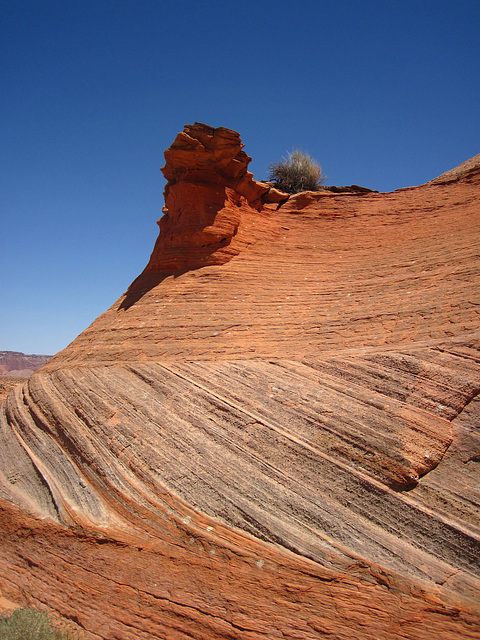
top-left (267, 150), bottom-right (324, 194)
top-left (0, 608), bottom-right (76, 640)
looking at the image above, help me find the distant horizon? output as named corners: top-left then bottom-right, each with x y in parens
top-left (2, 0), bottom-right (479, 354)
top-left (0, 349), bottom-right (54, 357)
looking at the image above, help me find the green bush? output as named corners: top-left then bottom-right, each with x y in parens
top-left (267, 150), bottom-right (324, 194)
top-left (0, 608), bottom-right (76, 640)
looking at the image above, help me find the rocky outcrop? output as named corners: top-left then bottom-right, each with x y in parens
top-left (429, 153), bottom-right (480, 184)
top-left (145, 123), bottom-right (288, 272)
top-left (0, 128), bottom-right (479, 639)
top-left (0, 379), bottom-right (22, 405)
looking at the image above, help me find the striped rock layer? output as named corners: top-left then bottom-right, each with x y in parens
top-left (1, 126), bottom-right (479, 639)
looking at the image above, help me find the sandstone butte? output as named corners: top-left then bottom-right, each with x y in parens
top-left (0, 123), bottom-right (479, 640)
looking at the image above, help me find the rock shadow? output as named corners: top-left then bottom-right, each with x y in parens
top-left (118, 268), bottom-right (189, 311)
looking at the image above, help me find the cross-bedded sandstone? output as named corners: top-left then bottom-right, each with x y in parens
top-left (1, 126), bottom-right (479, 639)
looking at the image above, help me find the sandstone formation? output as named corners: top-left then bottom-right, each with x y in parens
top-left (0, 352), bottom-right (52, 404)
top-left (145, 122), bottom-right (288, 272)
top-left (0, 379), bottom-right (22, 406)
top-left (0, 124), bottom-right (479, 639)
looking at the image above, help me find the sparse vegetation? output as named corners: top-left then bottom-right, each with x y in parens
top-left (0, 608), bottom-right (78, 640)
top-left (267, 150), bottom-right (324, 194)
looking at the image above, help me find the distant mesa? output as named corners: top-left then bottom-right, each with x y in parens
top-left (0, 126), bottom-right (479, 640)
top-left (0, 351), bottom-right (51, 378)
top-left (0, 351), bottom-right (52, 404)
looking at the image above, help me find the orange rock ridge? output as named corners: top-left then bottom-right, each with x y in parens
top-left (0, 124), bottom-right (479, 639)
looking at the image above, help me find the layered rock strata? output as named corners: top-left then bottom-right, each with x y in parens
top-left (0, 125), bottom-right (479, 639)
top-left (145, 122), bottom-right (288, 272)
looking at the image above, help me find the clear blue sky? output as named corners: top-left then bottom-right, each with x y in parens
top-left (1, 0), bottom-right (479, 355)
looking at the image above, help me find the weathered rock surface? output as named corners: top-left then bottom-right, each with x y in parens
top-left (145, 123), bottom-right (288, 272)
top-left (0, 379), bottom-right (22, 405)
top-left (0, 125), bottom-right (479, 639)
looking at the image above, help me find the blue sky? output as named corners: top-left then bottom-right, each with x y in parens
top-left (1, 0), bottom-right (479, 355)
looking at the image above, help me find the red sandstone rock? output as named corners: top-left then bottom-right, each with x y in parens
top-left (146, 123), bottom-right (288, 271)
top-left (0, 126), bottom-right (480, 639)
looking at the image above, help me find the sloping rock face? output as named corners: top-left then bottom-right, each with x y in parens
top-left (1, 125), bottom-right (480, 639)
